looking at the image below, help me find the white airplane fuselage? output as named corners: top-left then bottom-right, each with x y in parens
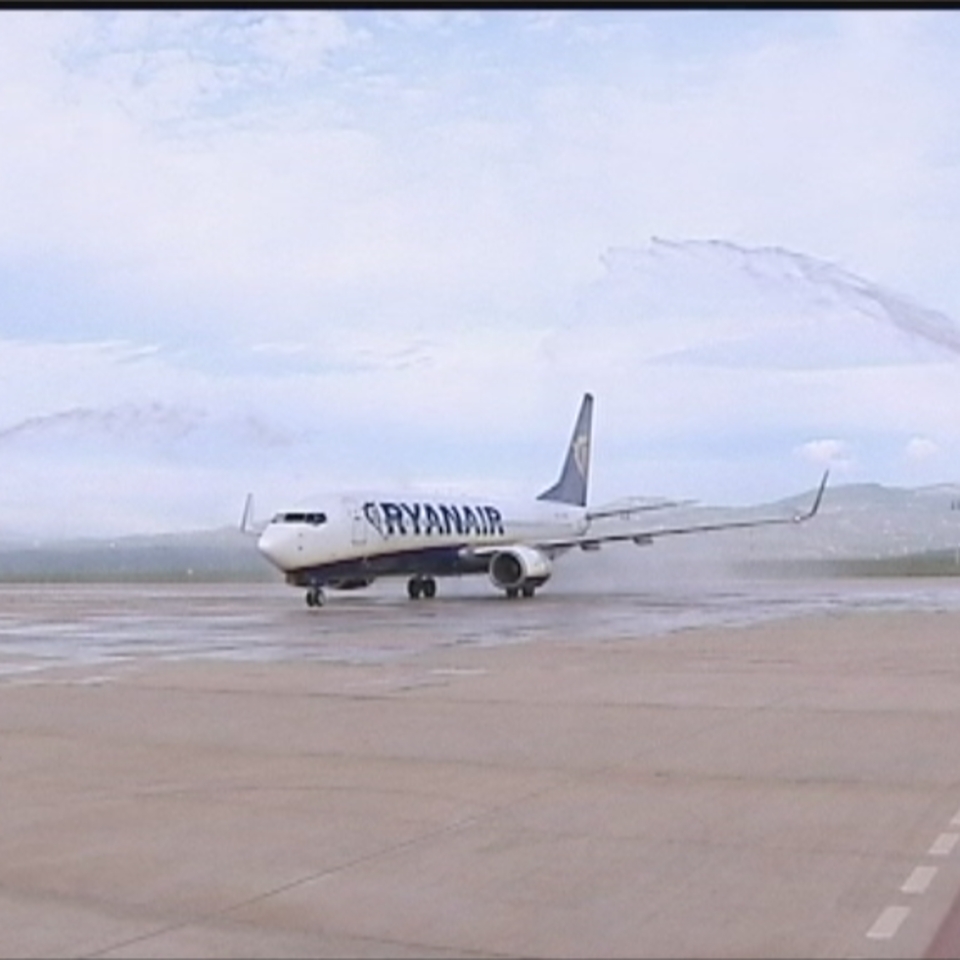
top-left (248, 393), bottom-right (827, 607)
top-left (257, 491), bottom-right (588, 591)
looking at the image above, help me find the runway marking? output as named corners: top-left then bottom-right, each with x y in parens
top-left (867, 906), bottom-right (910, 940)
top-left (865, 813), bottom-right (960, 944)
top-left (929, 832), bottom-right (960, 857)
top-left (901, 865), bottom-right (938, 894)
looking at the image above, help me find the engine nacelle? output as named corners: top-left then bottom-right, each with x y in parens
top-left (488, 545), bottom-right (553, 591)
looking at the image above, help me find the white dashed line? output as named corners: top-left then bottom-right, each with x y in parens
top-left (901, 865), bottom-right (938, 894)
top-left (867, 906), bottom-right (910, 940)
top-left (928, 832), bottom-right (960, 857)
top-left (865, 809), bottom-right (960, 944)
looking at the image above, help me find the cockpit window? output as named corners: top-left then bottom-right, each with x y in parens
top-left (271, 512), bottom-right (327, 525)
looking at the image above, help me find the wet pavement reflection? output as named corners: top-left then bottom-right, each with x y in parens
top-left (2, 574), bottom-right (960, 679)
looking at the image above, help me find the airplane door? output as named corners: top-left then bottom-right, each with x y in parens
top-left (351, 505), bottom-right (367, 547)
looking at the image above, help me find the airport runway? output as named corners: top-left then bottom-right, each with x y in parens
top-left (1, 576), bottom-right (960, 958)
top-left (3, 574), bottom-right (960, 675)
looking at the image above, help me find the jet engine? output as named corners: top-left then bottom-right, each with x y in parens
top-left (488, 545), bottom-right (552, 592)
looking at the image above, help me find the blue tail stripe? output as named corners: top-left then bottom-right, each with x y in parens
top-left (536, 393), bottom-right (593, 507)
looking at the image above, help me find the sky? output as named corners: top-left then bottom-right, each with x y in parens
top-left (4, 8), bottom-right (960, 538)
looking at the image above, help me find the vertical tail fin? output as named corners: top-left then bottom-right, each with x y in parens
top-left (537, 393), bottom-right (593, 507)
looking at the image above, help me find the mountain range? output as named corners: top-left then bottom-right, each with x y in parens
top-left (1, 480), bottom-right (959, 583)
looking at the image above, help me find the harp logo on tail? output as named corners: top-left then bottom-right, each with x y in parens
top-left (572, 433), bottom-right (589, 478)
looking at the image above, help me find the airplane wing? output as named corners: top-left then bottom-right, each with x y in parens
top-left (543, 470), bottom-right (829, 552)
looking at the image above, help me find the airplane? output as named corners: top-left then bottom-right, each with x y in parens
top-left (243, 393), bottom-right (829, 608)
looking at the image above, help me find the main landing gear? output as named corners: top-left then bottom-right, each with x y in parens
top-left (407, 575), bottom-right (437, 600)
top-left (505, 585), bottom-right (537, 599)
top-left (305, 586), bottom-right (325, 608)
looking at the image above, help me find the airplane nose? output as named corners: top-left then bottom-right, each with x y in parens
top-left (257, 525), bottom-right (301, 571)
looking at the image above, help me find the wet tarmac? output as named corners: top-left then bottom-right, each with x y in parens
top-left (3, 574), bottom-right (960, 957)
top-left (2, 574), bottom-right (960, 679)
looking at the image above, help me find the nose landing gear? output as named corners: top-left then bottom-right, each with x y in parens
top-left (305, 586), bottom-right (325, 608)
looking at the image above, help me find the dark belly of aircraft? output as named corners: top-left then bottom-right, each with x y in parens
top-left (283, 544), bottom-right (490, 588)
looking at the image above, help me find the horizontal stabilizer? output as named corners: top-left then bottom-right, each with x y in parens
top-left (587, 496), bottom-right (697, 522)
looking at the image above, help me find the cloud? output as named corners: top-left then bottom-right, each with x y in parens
top-left (3, 11), bottom-right (960, 533)
top-left (545, 239), bottom-right (960, 446)
top-left (0, 402), bottom-right (299, 455)
top-left (905, 436), bottom-right (940, 461)
top-left (589, 239), bottom-right (960, 368)
top-left (4, 9), bottom-right (958, 340)
top-left (796, 438), bottom-right (854, 469)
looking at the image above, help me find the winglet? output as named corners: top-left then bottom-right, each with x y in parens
top-left (537, 393), bottom-right (594, 507)
top-left (240, 493), bottom-right (256, 535)
top-left (793, 470), bottom-right (829, 523)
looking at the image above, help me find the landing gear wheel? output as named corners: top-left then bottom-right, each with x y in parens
top-left (408, 576), bottom-right (438, 600)
top-left (521, 584), bottom-right (536, 598)
top-left (505, 587), bottom-right (520, 599)
top-left (306, 587), bottom-right (325, 608)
